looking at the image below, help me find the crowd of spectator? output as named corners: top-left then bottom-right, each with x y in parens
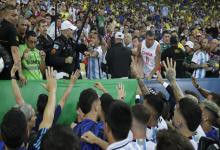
top-left (0, 0), bottom-right (220, 150)
top-left (0, 0), bottom-right (219, 80)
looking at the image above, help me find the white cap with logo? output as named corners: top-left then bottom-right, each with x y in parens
top-left (185, 41), bottom-right (194, 49)
top-left (61, 20), bottom-right (77, 31)
top-left (115, 32), bottom-right (124, 39)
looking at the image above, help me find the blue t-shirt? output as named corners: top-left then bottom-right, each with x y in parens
top-left (205, 127), bottom-right (219, 142)
top-left (33, 105), bottom-right (62, 132)
top-left (28, 128), bottom-right (48, 150)
top-left (0, 141), bottom-right (27, 150)
top-left (73, 119), bottom-right (104, 150)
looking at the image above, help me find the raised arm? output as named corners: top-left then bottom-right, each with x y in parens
top-left (10, 64), bottom-right (25, 105)
top-left (117, 83), bottom-right (126, 100)
top-left (39, 67), bottom-right (57, 129)
top-left (94, 82), bottom-right (108, 94)
top-left (163, 57), bottom-right (184, 102)
top-left (148, 45), bottom-right (161, 80)
top-left (59, 70), bottom-right (80, 109)
top-left (192, 77), bottom-right (211, 98)
top-left (131, 57), bottom-right (150, 95)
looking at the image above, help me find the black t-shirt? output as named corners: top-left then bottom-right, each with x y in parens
top-left (161, 46), bottom-right (185, 78)
top-left (106, 43), bottom-right (132, 78)
top-left (0, 19), bottom-right (19, 79)
top-left (0, 19), bottom-right (19, 56)
top-left (18, 34), bottom-right (26, 45)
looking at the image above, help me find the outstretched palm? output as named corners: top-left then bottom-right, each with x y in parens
top-left (162, 57), bottom-right (176, 82)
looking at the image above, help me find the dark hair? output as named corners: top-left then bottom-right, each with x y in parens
top-left (1, 108), bottom-right (27, 149)
top-left (78, 88), bottom-right (99, 114)
top-left (37, 18), bottom-right (47, 27)
top-left (162, 30), bottom-right (170, 36)
top-left (170, 35), bottom-right (178, 45)
top-left (156, 129), bottom-right (194, 150)
top-left (41, 125), bottom-right (80, 150)
top-left (184, 90), bottom-right (200, 101)
top-left (144, 94), bottom-right (164, 118)
top-left (131, 104), bottom-right (150, 125)
top-left (210, 92), bottom-right (220, 107)
top-left (106, 101), bottom-right (132, 141)
top-left (4, 4), bottom-right (16, 12)
top-left (179, 97), bottom-right (202, 132)
top-left (100, 93), bottom-right (114, 119)
top-left (37, 94), bottom-right (48, 115)
top-left (132, 36), bottom-right (139, 41)
top-left (45, 13), bottom-right (51, 18)
top-left (146, 30), bottom-right (155, 37)
top-left (25, 30), bottom-right (37, 39)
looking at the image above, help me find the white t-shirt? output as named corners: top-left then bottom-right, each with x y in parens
top-left (147, 116), bottom-right (168, 142)
top-left (190, 139), bottom-right (198, 150)
top-left (193, 125), bottom-right (206, 143)
top-left (141, 40), bottom-right (159, 77)
top-left (192, 50), bottom-right (209, 78)
top-left (0, 57), bottom-right (4, 73)
top-left (107, 137), bottom-right (141, 150)
top-left (131, 139), bottom-right (156, 150)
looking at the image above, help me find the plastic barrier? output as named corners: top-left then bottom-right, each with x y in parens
top-left (0, 78), bottom-right (219, 125)
top-left (0, 79), bottom-right (138, 125)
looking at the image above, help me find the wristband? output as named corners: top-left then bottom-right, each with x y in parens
top-left (162, 82), bottom-right (169, 88)
top-left (11, 76), bottom-right (16, 80)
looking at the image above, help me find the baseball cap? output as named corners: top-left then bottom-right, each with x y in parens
top-left (61, 20), bottom-right (77, 31)
top-left (185, 41), bottom-right (194, 49)
top-left (115, 32), bottom-right (124, 39)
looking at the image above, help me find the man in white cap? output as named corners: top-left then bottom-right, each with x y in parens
top-left (50, 20), bottom-right (88, 79)
top-left (183, 41), bottom-right (195, 77)
top-left (106, 32), bottom-right (132, 78)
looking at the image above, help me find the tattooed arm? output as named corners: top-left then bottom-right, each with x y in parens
top-left (163, 57), bottom-right (184, 102)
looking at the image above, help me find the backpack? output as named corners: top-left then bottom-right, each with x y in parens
top-left (198, 137), bottom-right (220, 150)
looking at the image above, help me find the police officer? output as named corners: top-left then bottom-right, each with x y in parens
top-left (36, 19), bottom-right (54, 66)
top-left (0, 4), bottom-right (25, 81)
top-left (50, 20), bottom-right (87, 78)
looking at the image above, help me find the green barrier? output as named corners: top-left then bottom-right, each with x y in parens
top-left (0, 79), bottom-right (137, 125)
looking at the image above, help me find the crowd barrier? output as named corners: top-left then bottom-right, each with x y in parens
top-left (0, 79), bottom-right (138, 125)
top-left (0, 78), bottom-right (219, 125)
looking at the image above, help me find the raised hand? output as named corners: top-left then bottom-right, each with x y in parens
top-left (192, 77), bottom-right (200, 88)
top-left (70, 69), bottom-right (81, 85)
top-left (117, 83), bottom-right (126, 100)
top-left (162, 57), bottom-right (176, 82)
top-left (130, 56), bottom-right (141, 79)
top-left (94, 82), bottom-right (108, 93)
top-left (39, 50), bottom-right (46, 60)
top-left (42, 67), bottom-right (57, 92)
